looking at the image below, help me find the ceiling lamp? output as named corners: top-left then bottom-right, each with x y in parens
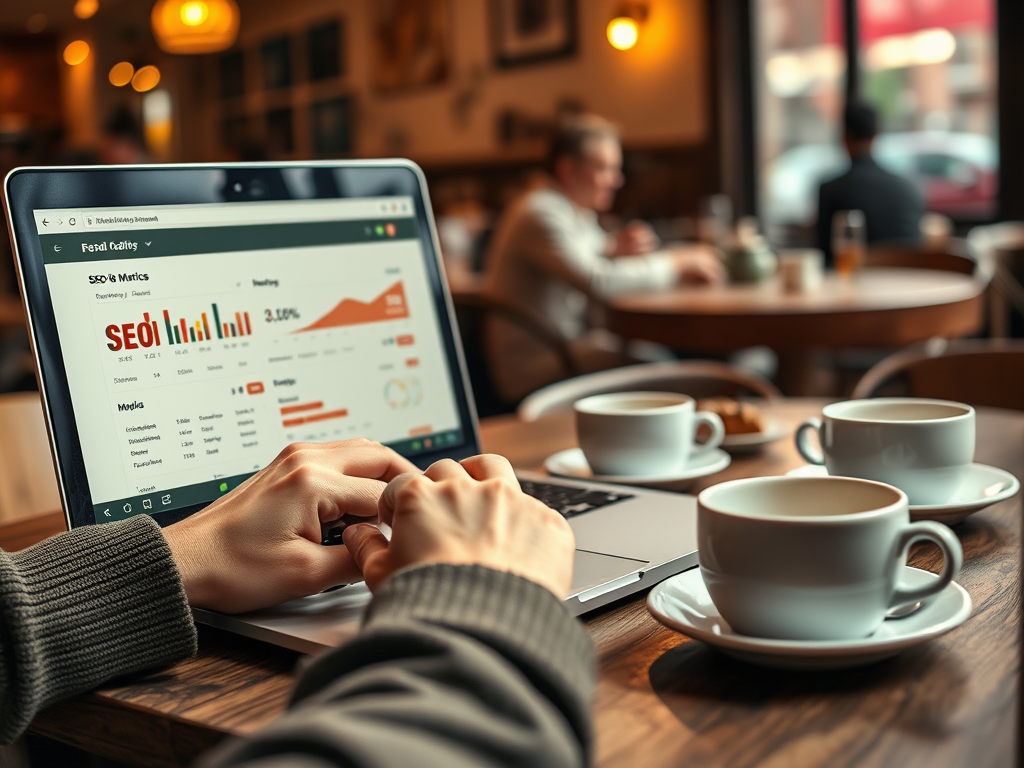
top-left (109, 61), bottom-right (135, 87)
top-left (63, 40), bottom-right (91, 66)
top-left (607, 2), bottom-right (649, 51)
top-left (151, 0), bottom-right (240, 54)
top-left (132, 65), bottom-right (161, 92)
top-left (74, 0), bottom-right (99, 20)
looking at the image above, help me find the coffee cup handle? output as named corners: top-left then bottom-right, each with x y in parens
top-left (691, 411), bottom-right (725, 457)
top-left (795, 418), bottom-right (825, 465)
top-left (889, 521), bottom-right (963, 609)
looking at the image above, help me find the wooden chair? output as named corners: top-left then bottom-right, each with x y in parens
top-left (851, 338), bottom-right (1024, 411)
top-left (517, 360), bottom-right (781, 422)
top-left (967, 222), bottom-right (1024, 338)
top-left (865, 239), bottom-right (988, 280)
top-left (451, 290), bottom-right (577, 418)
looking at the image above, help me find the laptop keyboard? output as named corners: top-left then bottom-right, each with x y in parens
top-left (321, 480), bottom-right (635, 544)
top-left (519, 480), bottom-right (634, 519)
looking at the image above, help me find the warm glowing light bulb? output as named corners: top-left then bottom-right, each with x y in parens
top-left (180, 1), bottom-right (209, 26)
top-left (607, 17), bottom-right (639, 50)
top-left (74, 0), bottom-right (99, 19)
top-left (63, 40), bottom-right (90, 66)
top-left (109, 61), bottom-right (135, 87)
top-left (132, 65), bottom-right (161, 92)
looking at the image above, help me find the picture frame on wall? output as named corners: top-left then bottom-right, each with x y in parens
top-left (311, 96), bottom-right (353, 155)
top-left (490, 0), bottom-right (577, 68)
top-left (372, 0), bottom-right (449, 92)
top-left (261, 36), bottom-right (292, 90)
top-left (308, 19), bottom-right (343, 81)
top-left (218, 51), bottom-right (245, 100)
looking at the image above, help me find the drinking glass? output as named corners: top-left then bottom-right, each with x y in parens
top-left (698, 194), bottom-right (733, 250)
top-left (832, 210), bottom-right (866, 279)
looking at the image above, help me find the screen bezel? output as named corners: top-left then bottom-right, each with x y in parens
top-left (3, 161), bottom-right (482, 530)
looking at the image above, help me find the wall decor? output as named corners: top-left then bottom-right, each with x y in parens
top-left (218, 50), bottom-right (244, 99)
top-left (372, 0), bottom-right (449, 92)
top-left (311, 96), bottom-right (353, 154)
top-left (308, 19), bottom-right (343, 81)
top-left (261, 36), bottom-right (292, 90)
top-left (490, 0), bottom-right (577, 67)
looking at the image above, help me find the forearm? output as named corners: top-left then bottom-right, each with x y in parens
top-left (0, 515), bottom-right (196, 743)
top-left (203, 564), bottom-right (595, 768)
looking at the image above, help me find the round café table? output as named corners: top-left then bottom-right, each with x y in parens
top-left (605, 268), bottom-right (985, 394)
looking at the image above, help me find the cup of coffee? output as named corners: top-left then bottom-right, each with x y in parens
top-left (777, 248), bottom-right (824, 293)
top-left (698, 476), bottom-right (963, 640)
top-left (795, 398), bottom-right (975, 505)
top-left (574, 391), bottom-right (725, 476)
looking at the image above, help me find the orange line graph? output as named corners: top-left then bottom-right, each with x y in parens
top-left (296, 281), bottom-right (410, 332)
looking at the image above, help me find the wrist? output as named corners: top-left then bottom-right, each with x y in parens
top-left (162, 520), bottom-right (217, 609)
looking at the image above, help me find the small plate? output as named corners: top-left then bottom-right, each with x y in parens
top-left (786, 463), bottom-right (1020, 525)
top-left (544, 447), bottom-right (731, 492)
top-left (647, 566), bottom-right (972, 670)
top-left (721, 419), bottom-right (789, 455)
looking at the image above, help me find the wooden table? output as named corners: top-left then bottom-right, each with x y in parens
top-left (28, 400), bottom-right (1023, 768)
top-left (606, 269), bottom-right (986, 394)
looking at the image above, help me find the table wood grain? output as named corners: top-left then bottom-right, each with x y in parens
top-left (28, 400), bottom-right (1022, 768)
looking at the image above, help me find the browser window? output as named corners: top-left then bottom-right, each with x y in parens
top-left (33, 197), bottom-right (463, 524)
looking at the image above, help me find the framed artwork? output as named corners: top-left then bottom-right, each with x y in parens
top-left (490, 0), bottom-right (576, 68)
top-left (311, 96), bottom-right (353, 155)
top-left (372, 0), bottom-right (449, 92)
top-left (261, 36), bottom-right (292, 90)
top-left (265, 107), bottom-right (294, 154)
top-left (308, 19), bottom-right (343, 81)
top-left (218, 51), bottom-right (244, 99)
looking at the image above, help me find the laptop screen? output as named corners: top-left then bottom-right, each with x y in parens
top-left (29, 196), bottom-right (466, 525)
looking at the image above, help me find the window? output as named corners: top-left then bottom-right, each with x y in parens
top-left (859, 0), bottom-right (997, 221)
top-left (754, 0), bottom-right (997, 242)
top-left (754, 0), bottom-right (845, 242)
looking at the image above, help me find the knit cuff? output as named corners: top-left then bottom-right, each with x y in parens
top-left (364, 563), bottom-right (595, 740)
top-left (0, 515), bottom-right (196, 742)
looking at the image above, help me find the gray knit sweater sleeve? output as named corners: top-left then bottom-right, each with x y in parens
top-left (204, 563), bottom-right (596, 768)
top-left (0, 514), bottom-right (197, 743)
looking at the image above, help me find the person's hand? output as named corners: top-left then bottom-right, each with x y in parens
top-left (609, 220), bottom-right (660, 257)
top-left (343, 455), bottom-right (576, 598)
top-left (668, 244), bottom-right (726, 285)
top-left (162, 439), bottom-right (418, 613)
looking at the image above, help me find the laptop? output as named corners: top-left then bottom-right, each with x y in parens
top-left (3, 162), bottom-right (698, 653)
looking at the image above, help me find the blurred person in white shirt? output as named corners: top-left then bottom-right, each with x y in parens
top-left (483, 114), bottom-right (723, 403)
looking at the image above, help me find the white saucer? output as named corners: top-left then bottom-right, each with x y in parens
top-left (544, 447), bottom-right (731, 492)
top-left (721, 419), bottom-right (789, 455)
top-left (647, 566), bottom-right (972, 670)
top-left (785, 463), bottom-right (1020, 525)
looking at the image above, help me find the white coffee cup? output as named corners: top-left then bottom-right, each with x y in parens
top-left (795, 398), bottom-right (975, 505)
top-left (698, 476), bottom-right (963, 641)
top-left (574, 391), bottom-right (725, 477)
top-left (778, 248), bottom-right (825, 293)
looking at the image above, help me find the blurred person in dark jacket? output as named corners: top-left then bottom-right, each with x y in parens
top-left (816, 102), bottom-right (923, 264)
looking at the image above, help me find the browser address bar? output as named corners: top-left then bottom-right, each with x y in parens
top-left (77, 198), bottom-right (414, 231)
top-left (83, 211), bottom-right (163, 228)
